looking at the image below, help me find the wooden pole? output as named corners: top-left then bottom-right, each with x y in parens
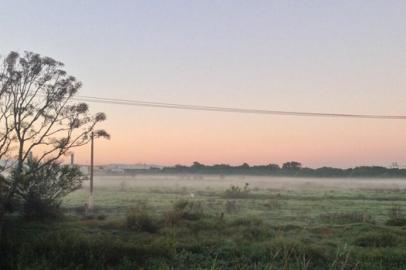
top-left (88, 132), bottom-right (94, 210)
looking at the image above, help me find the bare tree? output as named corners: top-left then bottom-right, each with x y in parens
top-left (0, 51), bottom-right (109, 213)
top-left (0, 54), bottom-right (14, 170)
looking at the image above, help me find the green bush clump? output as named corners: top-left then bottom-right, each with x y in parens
top-left (126, 203), bottom-right (158, 233)
top-left (173, 199), bottom-right (189, 211)
top-left (165, 200), bottom-right (204, 226)
top-left (23, 195), bottom-right (63, 220)
top-left (15, 158), bottom-right (83, 219)
top-left (354, 232), bottom-right (399, 248)
top-left (224, 200), bottom-right (240, 214)
top-left (385, 218), bottom-right (406, 226)
top-left (223, 183), bottom-right (250, 199)
top-left (0, 228), bottom-right (169, 270)
top-left (388, 204), bottom-right (402, 220)
top-left (230, 216), bottom-right (263, 227)
top-left (319, 211), bottom-right (375, 224)
top-left (386, 204), bottom-right (406, 226)
top-left (264, 198), bottom-right (283, 210)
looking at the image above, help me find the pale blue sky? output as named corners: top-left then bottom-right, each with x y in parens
top-left (1, 1), bottom-right (406, 167)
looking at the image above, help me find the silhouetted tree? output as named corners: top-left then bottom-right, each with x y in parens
top-left (268, 164), bottom-right (280, 170)
top-left (239, 163), bottom-right (250, 169)
top-left (0, 51), bottom-right (109, 226)
top-left (282, 161), bottom-right (302, 170)
top-left (0, 59), bottom-right (14, 172)
top-left (192, 161), bottom-right (205, 169)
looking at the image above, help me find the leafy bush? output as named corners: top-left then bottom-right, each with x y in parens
top-left (164, 209), bottom-right (183, 226)
top-left (224, 200), bottom-right (240, 214)
top-left (16, 158), bottom-right (83, 219)
top-left (267, 237), bottom-right (327, 269)
top-left (126, 203), bottom-right (157, 233)
top-left (97, 214), bottom-right (107, 221)
top-left (173, 199), bottom-right (189, 211)
top-left (385, 218), bottom-right (406, 226)
top-left (23, 194), bottom-right (62, 219)
top-left (386, 204), bottom-right (404, 226)
top-left (182, 202), bottom-right (204, 221)
top-left (388, 204), bottom-right (403, 219)
top-left (223, 183), bottom-right (250, 199)
top-left (264, 198), bottom-right (283, 210)
top-left (0, 228), bottom-right (166, 270)
top-left (0, 174), bottom-right (11, 214)
top-left (319, 211), bottom-right (375, 224)
top-left (164, 200), bottom-right (204, 226)
top-left (230, 216), bottom-right (263, 226)
top-left (354, 232), bottom-right (399, 247)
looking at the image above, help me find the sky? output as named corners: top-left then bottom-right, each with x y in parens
top-left (1, 0), bottom-right (406, 168)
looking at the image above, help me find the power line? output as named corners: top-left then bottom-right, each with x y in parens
top-left (69, 95), bottom-right (406, 120)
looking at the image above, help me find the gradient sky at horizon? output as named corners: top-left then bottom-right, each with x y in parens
top-left (1, 0), bottom-right (406, 168)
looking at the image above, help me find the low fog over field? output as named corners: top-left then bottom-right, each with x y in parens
top-left (81, 175), bottom-right (406, 192)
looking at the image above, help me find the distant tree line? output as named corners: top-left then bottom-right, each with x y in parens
top-left (124, 161), bottom-right (406, 178)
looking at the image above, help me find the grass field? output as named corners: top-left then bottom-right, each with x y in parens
top-left (3, 175), bottom-right (406, 269)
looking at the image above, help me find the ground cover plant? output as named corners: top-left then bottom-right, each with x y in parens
top-left (2, 175), bottom-right (406, 269)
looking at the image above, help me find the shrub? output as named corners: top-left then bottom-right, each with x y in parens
top-left (14, 158), bottom-right (83, 219)
top-left (385, 218), bottom-right (406, 226)
top-left (164, 200), bottom-right (204, 226)
top-left (388, 204), bottom-right (403, 220)
top-left (126, 203), bottom-right (157, 233)
top-left (354, 232), bottom-right (399, 248)
top-left (330, 244), bottom-right (356, 270)
top-left (173, 200), bottom-right (189, 211)
top-left (230, 216), bottom-right (263, 227)
top-left (97, 214), bottom-right (107, 221)
top-left (267, 237), bottom-right (327, 268)
top-left (224, 200), bottom-right (240, 214)
top-left (182, 201), bottom-right (203, 221)
top-left (23, 194), bottom-right (62, 219)
top-left (72, 205), bottom-right (86, 214)
top-left (223, 183), bottom-right (251, 199)
top-left (164, 209), bottom-right (183, 226)
top-left (264, 199), bottom-right (283, 210)
top-left (319, 211), bottom-right (375, 224)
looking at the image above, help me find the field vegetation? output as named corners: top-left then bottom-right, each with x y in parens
top-left (2, 175), bottom-right (406, 269)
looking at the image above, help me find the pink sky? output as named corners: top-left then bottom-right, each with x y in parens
top-left (2, 1), bottom-right (406, 168)
top-left (70, 108), bottom-right (406, 168)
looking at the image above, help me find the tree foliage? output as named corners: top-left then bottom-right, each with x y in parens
top-left (15, 158), bottom-right (83, 218)
top-left (0, 51), bottom-right (108, 169)
top-left (0, 50), bottom-right (108, 219)
top-left (123, 162), bottom-right (406, 178)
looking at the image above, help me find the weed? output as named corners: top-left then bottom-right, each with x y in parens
top-left (223, 183), bottom-right (250, 199)
top-left (165, 200), bottom-right (204, 226)
top-left (224, 200), bottom-right (240, 214)
top-left (126, 203), bottom-right (157, 233)
top-left (264, 198), bottom-right (283, 210)
top-left (385, 218), bottom-right (406, 226)
top-left (319, 211), bottom-right (375, 224)
top-left (354, 232), bottom-right (399, 248)
top-left (388, 204), bottom-right (402, 219)
top-left (97, 214), bottom-right (107, 220)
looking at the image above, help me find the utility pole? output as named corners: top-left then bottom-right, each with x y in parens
top-left (70, 153), bottom-right (74, 167)
top-left (88, 132), bottom-right (95, 211)
top-left (86, 130), bottom-right (109, 212)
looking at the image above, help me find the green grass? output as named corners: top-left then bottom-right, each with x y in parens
top-left (2, 176), bottom-right (406, 269)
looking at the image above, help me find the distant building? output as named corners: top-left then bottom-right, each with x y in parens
top-left (76, 163), bottom-right (163, 175)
